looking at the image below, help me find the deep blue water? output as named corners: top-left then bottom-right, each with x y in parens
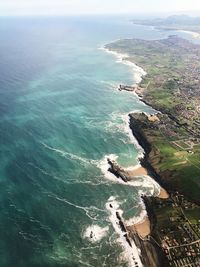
top-left (0, 16), bottom-right (198, 267)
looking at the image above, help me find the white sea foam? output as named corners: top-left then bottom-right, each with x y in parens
top-left (98, 156), bottom-right (142, 186)
top-left (125, 199), bottom-right (147, 226)
top-left (47, 193), bottom-right (106, 221)
top-left (97, 153), bottom-right (161, 193)
top-left (140, 175), bottom-right (161, 197)
top-left (97, 154), bottom-right (120, 182)
top-left (120, 112), bottom-right (144, 160)
top-left (97, 154), bottom-right (161, 227)
top-left (106, 197), bottom-right (143, 267)
top-left (98, 40), bottom-right (164, 266)
top-left (97, 109), bottom-right (144, 186)
top-left (106, 110), bottom-right (144, 160)
top-left (102, 45), bottom-right (146, 85)
top-left (83, 225), bottom-right (109, 243)
top-left (124, 164), bottom-right (141, 172)
top-left (41, 142), bottom-right (98, 166)
top-left (41, 142), bottom-right (146, 188)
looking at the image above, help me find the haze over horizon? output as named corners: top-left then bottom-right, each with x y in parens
top-left (0, 0), bottom-right (200, 17)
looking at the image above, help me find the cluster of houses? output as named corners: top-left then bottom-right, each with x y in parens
top-left (152, 191), bottom-right (200, 267)
top-left (164, 241), bottom-right (200, 267)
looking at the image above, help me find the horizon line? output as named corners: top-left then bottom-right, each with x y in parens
top-left (0, 10), bottom-right (200, 18)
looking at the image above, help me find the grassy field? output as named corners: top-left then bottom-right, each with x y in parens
top-left (151, 132), bottom-right (200, 201)
top-left (106, 36), bottom-right (200, 203)
top-left (185, 207), bottom-right (200, 224)
top-left (130, 112), bottom-right (200, 202)
top-left (106, 36), bottom-right (200, 132)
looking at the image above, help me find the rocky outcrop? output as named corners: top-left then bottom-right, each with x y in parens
top-left (107, 158), bottom-right (131, 182)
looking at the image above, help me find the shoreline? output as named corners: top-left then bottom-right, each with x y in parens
top-left (177, 29), bottom-right (200, 39)
top-left (102, 45), bottom-right (147, 84)
top-left (125, 165), bottom-right (169, 200)
top-left (103, 34), bottom-right (200, 267)
top-left (127, 216), bottom-right (150, 239)
top-left (120, 164), bottom-right (169, 238)
top-left (103, 41), bottom-right (170, 213)
top-left (103, 42), bottom-right (171, 266)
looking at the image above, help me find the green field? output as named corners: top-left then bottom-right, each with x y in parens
top-left (130, 112), bottom-right (200, 202)
top-left (106, 36), bottom-right (200, 132)
top-left (107, 36), bottom-right (200, 203)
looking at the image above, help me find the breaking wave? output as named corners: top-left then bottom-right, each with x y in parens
top-left (106, 196), bottom-right (143, 267)
top-left (102, 45), bottom-right (146, 84)
top-left (83, 225), bottom-right (109, 243)
top-left (41, 142), bottom-right (97, 166)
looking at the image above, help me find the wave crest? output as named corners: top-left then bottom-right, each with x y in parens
top-left (83, 225), bottom-right (109, 243)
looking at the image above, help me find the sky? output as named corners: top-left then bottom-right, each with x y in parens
top-left (0, 0), bottom-right (200, 16)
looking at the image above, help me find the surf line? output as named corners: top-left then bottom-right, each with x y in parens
top-left (101, 43), bottom-right (155, 267)
top-left (106, 197), bottom-right (143, 267)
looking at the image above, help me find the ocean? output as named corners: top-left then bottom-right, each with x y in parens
top-left (0, 15), bottom-right (198, 267)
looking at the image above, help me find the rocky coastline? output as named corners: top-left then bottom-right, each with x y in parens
top-left (104, 46), bottom-right (171, 266)
top-left (129, 113), bottom-right (173, 192)
top-left (107, 114), bottom-right (172, 267)
top-left (107, 154), bottom-right (169, 267)
top-left (104, 34), bottom-right (200, 266)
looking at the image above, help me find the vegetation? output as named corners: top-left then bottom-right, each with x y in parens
top-left (106, 36), bottom-right (200, 135)
top-left (106, 34), bottom-right (200, 267)
top-left (106, 36), bottom-right (200, 202)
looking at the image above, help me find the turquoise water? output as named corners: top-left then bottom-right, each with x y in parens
top-left (0, 16), bottom-right (197, 267)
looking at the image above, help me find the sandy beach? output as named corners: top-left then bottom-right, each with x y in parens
top-left (127, 188), bottom-right (169, 239)
top-left (178, 29), bottom-right (200, 39)
top-left (158, 187), bottom-right (169, 199)
top-left (127, 216), bottom-right (150, 239)
top-left (107, 155), bottom-right (169, 251)
top-left (126, 166), bottom-right (148, 177)
top-left (125, 166), bottom-right (169, 240)
top-left (126, 166), bottom-right (169, 199)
